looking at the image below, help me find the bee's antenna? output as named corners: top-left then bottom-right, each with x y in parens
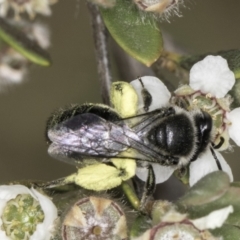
top-left (210, 147), bottom-right (222, 171)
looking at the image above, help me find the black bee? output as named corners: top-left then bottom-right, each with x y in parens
top-left (44, 78), bottom-right (226, 212)
top-left (46, 102), bottom-right (214, 170)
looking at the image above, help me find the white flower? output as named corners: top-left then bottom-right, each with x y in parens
top-left (130, 76), bottom-right (171, 113)
top-left (0, 0), bottom-right (57, 18)
top-left (189, 55), bottom-right (235, 98)
top-left (130, 74), bottom-right (234, 186)
top-left (0, 185), bottom-right (58, 240)
top-left (189, 149), bottom-right (233, 186)
top-left (189, 55), bottom-right (240, 148)
top-left (191, 205), bottom-right (233, 230)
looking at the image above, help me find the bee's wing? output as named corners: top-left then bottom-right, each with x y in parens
top-left (48, 112), bottom-right (137, 165)
top-left (48, 107), bottom-right (175, 166)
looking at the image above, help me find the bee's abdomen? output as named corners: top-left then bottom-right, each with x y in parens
top-left (149, 114), bottom-right (195, 156)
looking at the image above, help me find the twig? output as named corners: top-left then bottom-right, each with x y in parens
top-left (87, 2), bottom-right (112, 105)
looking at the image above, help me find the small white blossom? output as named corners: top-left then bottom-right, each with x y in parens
top-left (0, 185), bottom-right (58, 240)
top-left (0, 0), bottom-right (57, 18)
top-left (191, 205), bottom-right (233, 230)
top-left (189, 55), bottom-right (235, 98)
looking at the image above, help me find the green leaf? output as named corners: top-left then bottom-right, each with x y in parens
top-left (177, 171), bottom-right (230, 207)
top-left (0, 18), bottom-right (51, 66)
top-left (211, 225), bottom-right (240, 240)
top-left (100, 0), bottom-right (162, 66)
top-left (177, 172), bottom-right (240, 227)
top-left (130, 214), bottom-right (152, 238)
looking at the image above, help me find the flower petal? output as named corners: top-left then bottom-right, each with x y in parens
top-left (30, 189), bottom-right (58, 240)
top-left (136, 163), bottom-right (175, 184)
top-left (189, 149), bottom-right (233, 186)
top-left (189, 55), bottom-right (235, 98)
top-left (226, 107), bottom-right (240, 146)
top-left (191, 205), bottom-right (233, 230)
top-left (130, 76), bottom-right (171, 113)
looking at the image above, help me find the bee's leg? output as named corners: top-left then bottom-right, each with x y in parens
top-left (33, 173), bottom-right (77, 189)
top-left (210, 137), bottom-right (224, 171)
top-left (132, 175), bottom-right (145, 200)
top-left (212, 136), bottom-right (224, 150)
top-left (34, 177), bottom-right (68, 189)
top-left (210, 147), bottom-right (222, 170)
top-left (139, 165), bottom-right (156, 213)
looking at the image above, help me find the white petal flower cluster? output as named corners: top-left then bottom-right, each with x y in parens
top-left (130, 55), bottom-right (238, 186)
top-left (0, 0), bottom-right (57, 18)
top-left (0, 185), bottom-right (58, 240)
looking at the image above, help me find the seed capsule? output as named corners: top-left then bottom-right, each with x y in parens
top-left (62, 196), bottom-right (128, 240)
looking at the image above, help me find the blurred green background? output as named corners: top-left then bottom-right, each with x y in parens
top-left (0, 0), bottom-right (240, 183)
